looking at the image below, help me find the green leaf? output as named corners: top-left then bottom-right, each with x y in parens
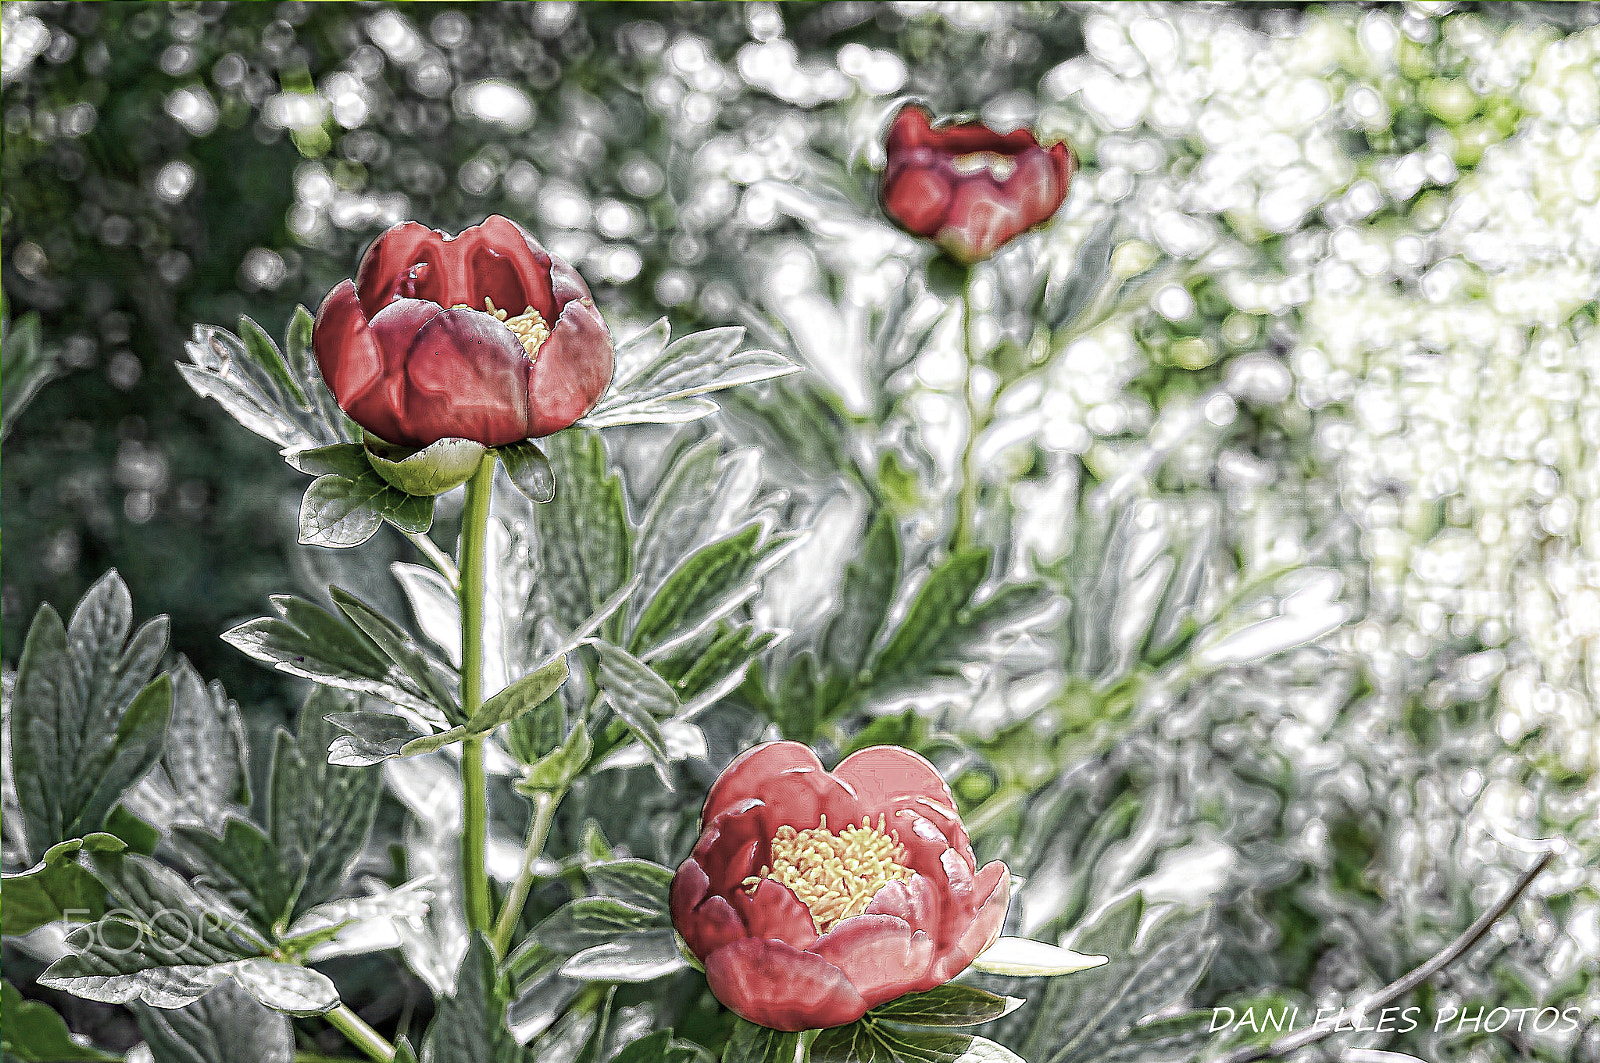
top-left (504, 687), bottom-right (567, 764)
top-left (222, 595), bottom-right (442, 720)
top-left (134, 980), bottom-right (294, 1063)
top-left (1, 979), bottom-right (119, 1061)
top-left (423, 935), bottom-right (525, 1063)
top-left (652, 623), bottom-right (778, 706)
top-left (181, 320), bottom-right (348, 451)
top-left (822, 509), bottom-right (901, 676)
top-left (536, 429), bottom-right (632, 635)
top-left (583, 325), bottom-right (800, 429)
top-left (365, 435), bottom-right (488, 496)
top-left (170, 817), bottom-right (296, 939)
top-left (614, 1029), bottom-right (707, 1063)
top-left (631, 439), bottom-right (762, 612)
top-left (592, 642), bottom-right (676, 784)
top-left (285, 441), bottom-right (370, 479)
top-left (559, 929), bottom-right (687, 982)
top-left (811, 1024), bottom-right (1023, 1063)
top-left (628, 524), bottom-right (767, 655)
top-left (2, 311), bottom-right (59, 443)
top-left (721, 1019), bottom-right (799, 1063)
top-left (300, 465), bottom-right (435, 546)
top-left (401, 656), bottom-right (571, 757)
top-left (1045, 217), bottom-right (1117, 332)
top-left (11, 571), bottom-right (172, 862)
top-left (969, 939), bottom-right (1108, 978)
top-left (533, 897), bottom-right (666, 953)
top-left (239, 314), bottom-right (309, 408)
top-left (330, 586), bottom-right (459, 715)
top-left (870, 549), bottom-right (989, 687)
top-left (326, 710), bottom-right (428, 767)
top-left (868, 984), bottom-right (1023, 1027)
top-left (123, 657), bottom-right (250, 833)
top-left (500, 439), bottom-right (556, 503)
top-left (517, 716), bottom-right (591, 792)
top-left (269, 690), bottom-right (383, 921)
top-left (0, 834), bottom-right (126, 937)
top-left (583, 859), bottom-right (674, 912)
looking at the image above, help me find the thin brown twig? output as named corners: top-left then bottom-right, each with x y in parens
top-left (1210, 850), bottom-right (1555, 1063)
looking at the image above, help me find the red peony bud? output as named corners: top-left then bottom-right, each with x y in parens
top-left (881, 104), bottom-right (1076, 265)
top-left (312, 216), bottom-right (614, 448)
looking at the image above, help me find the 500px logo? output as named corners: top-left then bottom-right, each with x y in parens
top-left (60, 908), bottom-right (246, 955)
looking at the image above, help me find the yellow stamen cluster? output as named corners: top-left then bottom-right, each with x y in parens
top-left (950, 151), bottom-right (1018, 180)
top-left (742, 814), bottom-right (914, 933)
top-left (453, 298), bottom-right (550, 359)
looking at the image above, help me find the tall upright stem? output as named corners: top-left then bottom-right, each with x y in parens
top-left (953, 274), bottom-right (984, 551)
top-left (458, 452), bottom-right (496, 935)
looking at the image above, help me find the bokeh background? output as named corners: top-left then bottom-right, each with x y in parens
top-left (4, 2), bottom-right (1599, 1060)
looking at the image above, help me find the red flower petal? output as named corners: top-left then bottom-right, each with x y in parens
top-left (930, 860), bottom-right (1010, 983)
top-left (393, 306), bottom-right (533, 448)
top-left (808, 914), bottom-right (935, 1009)
top-left (881, 163), bottom-right (952, 238)
top-left (729, 878), bottom-right (820, 951)
top-left (312, 279), bottom-right (385, 416)
top-left (833, 746), bottom-right (957, 813)
top-left (704, 938), bottom-right (868, 1032)
top-left (888, 104), bottom-right (1041, 157)
top-left (526, 295), bottom-right (614, 437)
top-left (451, 215), bottom-right (559, 320)
top-left (682, 894), bottom-right (746, 962)
top-left (694, 800), bottom-right (772, 897)
top-left (700, 741), bottom-right (861, 831)
top-left (669, 858), bottom-right (710, 929)
top-left (355, 222), bottom-right (451, 319)
top-left (863, 872), bottom-right (939, 935)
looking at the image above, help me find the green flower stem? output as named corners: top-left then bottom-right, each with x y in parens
top-left (324, 1003), bottom-right (395, 1062)
top-left (459, 452), bottom-right (496, 936)
top-left (953, 274), bottom-right (988, 551)
top-left (491, 787), bottom-right (559, 956)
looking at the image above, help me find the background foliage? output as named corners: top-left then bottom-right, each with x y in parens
top-left (4, 3), bottom-right (1598, 1062)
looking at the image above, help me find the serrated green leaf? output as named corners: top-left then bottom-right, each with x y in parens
top-left (536, 429), bottom-right (632, 634)
top-left (11, 572), bottom-right (172, 862)
top-left (822, 509), bottom-right (901, 676)
top-left (1, 979), bottom-right (119, 1061)
top-left (330, 586), bottom-right (458, 715)
top-left (500, 439), bottom-right (556, 503)
top-left (181, 321), bottom-right (348, 451)
top-left (326, 710), bottom-right (428, 766)
top-left (171, 817), bottom-right (296, 939)
top-left (870, 549), bottom-right (989, 687)
top-left (269, 690), bottom-right (382, 921)
top-left (299, 468), bottom-right (433, 547)
top-left (869, 984), bottom-right (1023, 1027)
top-left (811, 1023), bottom-right (1024, 1063)
top-left (583, 324), bottom-right (799, 429)
top-left (134, 977), bottom-right (294, 1063)
top-left (124, 657), bottom-right (250, 834)
top-left (0, 834), bottom-right (125, 937)
top-left (401, 656), bottom-right (570, 757)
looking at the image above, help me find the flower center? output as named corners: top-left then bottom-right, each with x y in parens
top-left (950, 151), bottom-right (1018, 180)
top-left (742, 814), bottom-right (914, 933)
top-left (454, 298), bottom-right (550, 359)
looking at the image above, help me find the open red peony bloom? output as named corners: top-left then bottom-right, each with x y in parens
top-left (881, 103), bottom-right (1076, 265)
top-left (312, 215), bottom-right (613, 448)
top-left (671, 742), bottom-right (1009, 1031)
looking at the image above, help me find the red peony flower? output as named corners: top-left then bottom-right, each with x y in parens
top-left (880, 103), bottom-right (1076, 265)
top-left (312, 215), bottom-right (613, 449)
top-left (671, 742), bottom-right (1010, 1031)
